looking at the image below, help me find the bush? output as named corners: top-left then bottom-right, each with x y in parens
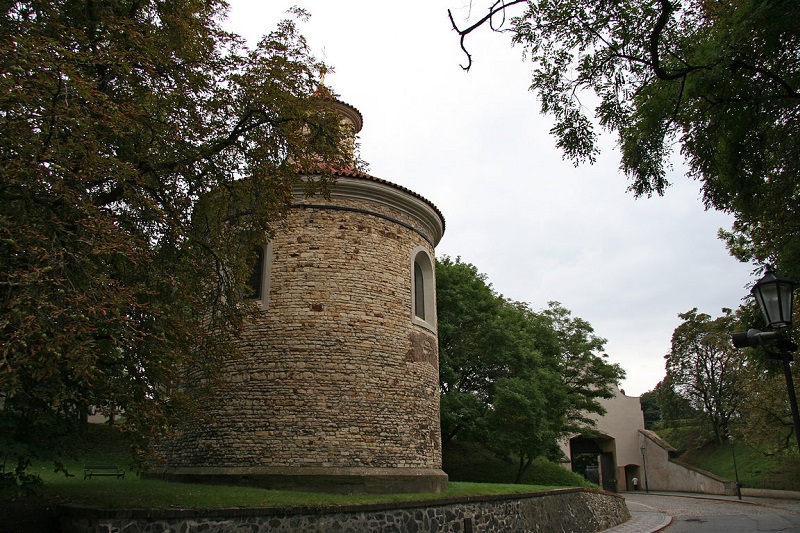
top-left (443, 440), bottom-right (591, 487)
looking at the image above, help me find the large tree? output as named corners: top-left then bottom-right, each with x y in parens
top-left (737, 358), bottom-right (800, 453)
top-left (484, 299), bottom-right (567, 482)
top-left (487, 375), bottom-right (564, 483)
top-left (0, 1), bottom-right (350, 487)
top-left (449, 0), bottom-right (800, 276)
top-left (542, 301), bottom-right (625, 431)
top-left (436, 257), bottom-right (622, 481)
top-left (436, 256), bottom-right (554, 445)
top-left (666, 308), bottom-right (745, 442)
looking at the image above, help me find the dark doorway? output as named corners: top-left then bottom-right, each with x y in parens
top-left (600, 452), bottom-right (617, 492)
top-left (573, 453), bottom-right (600, 484)
top-left (624, 464), bottom-right (640, 491)
top-left (570, 436), bottom-right (602, 456)
top-left (570, 437), bottom-right (602, 485)
top-left (570, 435), bottom-right (618, 492)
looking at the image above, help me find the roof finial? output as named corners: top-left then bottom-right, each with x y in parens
top-left (319, 47), bottom-right (328, 85)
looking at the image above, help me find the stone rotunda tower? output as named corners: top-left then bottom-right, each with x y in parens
top-left (151, 95), bottom-right (448, 493)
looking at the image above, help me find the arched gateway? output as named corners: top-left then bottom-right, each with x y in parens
top-left (559, 385), bottom-right (646, 493)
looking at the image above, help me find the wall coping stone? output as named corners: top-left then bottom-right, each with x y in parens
top-left (57, 488), bottom-right (630, 533)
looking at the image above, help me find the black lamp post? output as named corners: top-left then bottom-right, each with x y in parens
top-left (728, 434), bottom-right (742, 500)
top-left (733, 266), bottom-right (800, 454)
top-left (639, 445), bottom-right (649, 494)
top-left (751, 267), bottom-right (795, 330)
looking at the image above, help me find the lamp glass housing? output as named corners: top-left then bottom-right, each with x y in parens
top-left (752, 268), bottom-right (795, 329)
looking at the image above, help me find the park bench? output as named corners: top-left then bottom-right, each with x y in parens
top-left (83, 465), bottom-right (125, 480)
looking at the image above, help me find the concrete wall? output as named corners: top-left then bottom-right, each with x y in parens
top-left (559, 385), bottom-right (645, 491)
top-left (551, 385), bottom-right (740, 496)
top-left (598, 386), bottom-right (646, 470)
top-left (59, 488), bottom-right (630, 533)
top-left (639, 430), bottom-right (733, 495)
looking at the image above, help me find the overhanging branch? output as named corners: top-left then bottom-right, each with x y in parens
top-left (448, 0), bottom-right (528, 71)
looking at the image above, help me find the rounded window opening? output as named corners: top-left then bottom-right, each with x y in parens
top-left (411, 248), bottom-right (436, 331)
top-left (246, 242), bottom-right (272, 310)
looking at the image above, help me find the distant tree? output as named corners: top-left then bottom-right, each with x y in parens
top-left (639, 389), bottom-right (661, 430)
top-left (733, 300), bottom-right (800, 454)
top-left (666, 308), bottom-right (745, 442)
top-left (0, 1), bottom-right (350, 489)
top-left (448, 0), bottom-right (800, 277)
top-left (651, 376), bottom-right (697, 428)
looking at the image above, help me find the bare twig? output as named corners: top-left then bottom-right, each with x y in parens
top-left (447, 0), bottom-right (528, 71)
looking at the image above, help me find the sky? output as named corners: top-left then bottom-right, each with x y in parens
top-left (223, 0), bottom-right (756, 396)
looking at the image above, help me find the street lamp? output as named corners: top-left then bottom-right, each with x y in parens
top-left (728, 434), bottom-right (742, 500)
top-left (751, 267), bottom-right (795, 330)
top-left (639, 445), bottom-right (649, 494)
top-left (732, 266), bottom-right (800, 454)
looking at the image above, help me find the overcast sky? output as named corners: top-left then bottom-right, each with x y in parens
top-left (224, 0), bottom-right (756, 396)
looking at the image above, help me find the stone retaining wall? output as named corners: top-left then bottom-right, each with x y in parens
top-left (741, 487), bottom-right (800, 500)
top-left (59, 488), bottom-right (629, 533)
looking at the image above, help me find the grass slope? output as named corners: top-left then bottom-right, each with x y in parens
top-left (656, 428), bottom-right (800, 492)
top-left (677, 442), bottom-right (800, 491)
top-left (4, 425), bottom-right (586, 518)
top-left (443, 440), bottom-right (593, 488)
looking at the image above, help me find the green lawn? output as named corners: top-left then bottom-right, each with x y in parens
top-left (16, 425), bottom-right (583, 510)
top-left (39, 475), bottom-right (560, 509)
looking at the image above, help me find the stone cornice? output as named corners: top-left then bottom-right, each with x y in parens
top-left (295, 175), bottom-right (445, 247)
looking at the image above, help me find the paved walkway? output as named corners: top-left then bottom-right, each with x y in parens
top-left (600, 491), bottom-right (800, 533)
top-left (601, 503), bottom-right (672, 533)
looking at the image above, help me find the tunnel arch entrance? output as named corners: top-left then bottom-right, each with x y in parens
top-left (569, 434), bottom-right (618, 492)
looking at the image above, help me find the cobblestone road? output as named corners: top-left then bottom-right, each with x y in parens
top-left (604, 492), bottom-right (800, 533)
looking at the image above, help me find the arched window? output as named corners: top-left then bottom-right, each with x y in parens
top-left (246, 242), bottom-right (272, 310)
top-left (414, 262), bottom-right (425, 319)
top-left (411, 247), bottom-right (435, 331)
top-left (247, 247), bottom-right (265, 300)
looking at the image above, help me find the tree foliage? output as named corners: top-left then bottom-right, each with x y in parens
top-left (542, 302), bottom-right (625, 431)
top-left (665, 308), bottom-right (745, 442)
top-left (437, 257), bottom-right (558, 447)
top-left (649, 300), bottom-right (799, 453)
top-left (731, 301), bottom-right (800, 454)
top-left (0, 0), bottom-right (351, 487)
top-left (437, 256), bottom-right (509, 444)
top-left (449, 0), bottom-right (800, 276)
top-left (650, 375), bottom-right (697, 428)
top-left (436, 256), bottom-right (623, 481)
top-left (639, 389), bottom-right (661, 430)
top-left (737, 357), bottom-right (800, 454)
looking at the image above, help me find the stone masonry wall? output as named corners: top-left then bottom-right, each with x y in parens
top-left (59, 488), bottom-right (630, 533)
top-left (158, 180), bottom-right (443, 475)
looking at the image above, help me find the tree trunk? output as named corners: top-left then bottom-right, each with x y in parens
top-left (79, 409), bottom-right (89, 438)
top-left (515, 455), bottom-right (533, 484)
